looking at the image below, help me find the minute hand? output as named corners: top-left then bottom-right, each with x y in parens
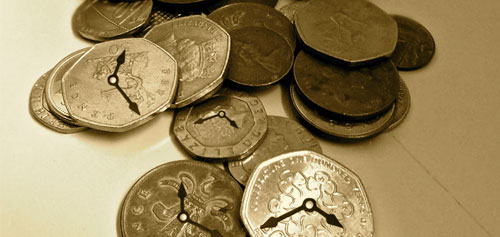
top-left (107, 50), bottom-right (140, 115)
top-left (184, 216), bottom-right (222, 237)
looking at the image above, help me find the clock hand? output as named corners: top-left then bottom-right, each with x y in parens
top-left (309, 199), bottom-right (343, 228)
top-left (222, 115), bottom-right (239, 129)
top-left (177, 211), bottom-right (222, 237)
top-left (177, 182), bottom-right (186, 212)
top-left (261, 200), bottom-right (307, 229)
top-left (107, 50), bottom-right (140, 115)
top-left (194, 113), bottom-right (219, 125)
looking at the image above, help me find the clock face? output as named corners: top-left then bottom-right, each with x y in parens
top-left (62, 38), bottom-right (178, 132)
top-left (120, 160), bottom-right (246, 237)
top-left (242, 151), bottom-right (374, 237)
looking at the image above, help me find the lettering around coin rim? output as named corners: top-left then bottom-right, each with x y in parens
top-left (290, 83), bottom-right (395, 139)
top-left (228, 115), bottom-right (322, 185)
top-left (241, 150), bottom-right (374, 237)
top-left (390, 15), bottom-right (436, 70)
top-left (173, 88), bottom-right (268, 161)
top-left (144, 15), bottom-right (231, 108)
top-left (120, 160), bottom-right (246, 236)
top-left (29, 71), bottom-right (87, 134)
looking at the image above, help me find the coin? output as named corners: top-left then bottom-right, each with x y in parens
top-left (204, 0), bottom-right (277, 14)
top-left (294, 0), bottom-right (397, 66)
top-left (157, 0), bottom-right (207, 5)
top-left (228, 116), bottom-right (322, 185)
top-left (45, 48), bottom-right (88, 125)
top-left (279, 1), bottom-right (307, 24)
top-left (241, 150), bottom-right (374, 237)
top-left (173, 88), bottom-right (268, 161)
top-left (145, 16), bottom-right (231, 108)
top-left (294, 50), bottom-right (400, 120)
top-left (208, 2), bottom-right (296, 51)
top-left (290, 83), bottom-right (395, 139)
top-left (121, 160), bottom-right (246, 236)
top-left (29, 71), bottom-right (87, 134)
top-left (386, 78), bottom-right (411, 131)
top-left (227, 27), bottom-right (294, 86)
top-left (62, 38), bottom-right (178, 132)
top-left (390, 15), bottom-right (436, 70)
top-left (73, 0), bottom-right (153, 41)
top-left (133, 6), bottom-right (183, 37)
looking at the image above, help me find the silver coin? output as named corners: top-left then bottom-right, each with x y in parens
top-left (242, 150), bottom-right (374, 237)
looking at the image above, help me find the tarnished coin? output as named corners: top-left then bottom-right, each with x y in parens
top-left (173, 88), bottom-right (267, 161)
top-left (62, 38), bottom-right (178, 132)
top-left (45, 48), bottom-right (88, 125)
top-left (228, 116), bottom-right (322, 185)
top-left (386, 78), bottom-right (411, 131)
top-left (294, 0), bottom-right (397, 66)
top-left (390, 15), bottom-right (436, 70)
top-left (204, 0), bottom-right (277, 14)
top-left (145, 16), bottom-right (230, 108)
top-left (294, 50), bottom-right (400, 120)
top-left (227, 27), bottom-right (294, 86)
top-left (29, 71), bottom-right (86, 134)
top-left (242, 150), bottom-right (374, 237)
top-left (208, 2), bottom-right (296, 51)
top-left (279, 1), bottom-right (307, 24)
top-left (121, 160), bottom-right (246, 236)
top-left (291, 83), bottom-right (395, 139)
top-left (73, 0), bottom-right (153, 41)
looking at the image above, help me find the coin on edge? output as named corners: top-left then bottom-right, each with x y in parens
top-left (228, 115), bottom-right (322, 185)
top-left (208, 2), bottom-right (296, 51)
top-left (294, 50), bottom-right (400, 120)
top-left (242, 150), bottom-right (374, 237)
top-left (390, 15), bottom-right (436, 70)
top-left (173, 88), bottom-right (268, 161)
top-left (386, 77), bottom-right (411, 131)
top-left (120, 160), bottom-right (246, 236)
top-left (205, 0), bottom-right (278, 14)
top-left (45, 48), bottom-right (88, 125)
top-left (294, 0), bottom-right (397, 66)
top-left (227, 26), bottom-right (294, 86)
top-left (73, 0), bottom-right (153, 41)
top-left (62, 38), bottom-right (178, 132)
top-left (29, 71), bottom-right (87, 134)
top-left (145, 16), bottom-right (231, 108)
top-left (291, 83), bottom-right (395, 139)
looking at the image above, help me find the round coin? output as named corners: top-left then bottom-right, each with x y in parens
top-left (173, 88), bottom-right (268, 161)
top-left (208, 2), bottom-right (296, 51)
top-left (294, 0), bottom-right (397, 66)
top-left (291, 83), bottom-right (395, 139)
top-left (386, 77), bottom-right (411, 131)
top-left (294, 50), bottom-right (400, 120)
top-left (29, 71), bottom-right (87, 134)
top-left (228, 116), bottom-right (322, 185)
top-left (145, 16), bottom-right (231, 108)
top-left (121, 160), bottom-right (246, 236)
top-left (227, 27), bottom-right (294, 86)
top-left (242, 150), bottom-right (374, 237)
top-left (45, 48), bottom-right (88, 125)
top-left (390, 15), bottom-right (436, 70)
top-left (62, 38), bottom-right (178, 132)
top-left (73, 0), bottom-right (153, 41)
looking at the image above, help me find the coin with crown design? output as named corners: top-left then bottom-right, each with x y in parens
top-left (145, 15), bottom-right (231, 108)
top-left (173, 88), bottom-right (268, 161)
top-left (62, 38), bottom-right (178, 132)
top-left (120, 160), bottom-right (246, 236)
top-left (241, 150), bottom-right (374, 237)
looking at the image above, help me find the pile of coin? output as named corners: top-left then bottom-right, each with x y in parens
top-left (28, 0), bottom-right (436, 235)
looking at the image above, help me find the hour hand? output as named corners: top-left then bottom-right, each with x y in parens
top-left (178, 182), bottom-right (186, 212)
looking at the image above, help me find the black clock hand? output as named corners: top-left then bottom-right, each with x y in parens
top-left (261, 201), bottom-right (306, 229)
top-left (194, 111), bottom-right (238, 128)
top-left (222, 115), bottom-right (239, 129)
top-left (177, 182), bottom-right (186, 212)
top-left (261, 198), bottom-right (343, 229)
top-left (107, 50), bottom-right (140, 115)
top-left (177, 211), bottom-right (222, 237)
top-left (194, 113), bottom-right (219, 125)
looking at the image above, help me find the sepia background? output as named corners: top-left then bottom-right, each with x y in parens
top-left (1, 0), bottom-right (499, 236)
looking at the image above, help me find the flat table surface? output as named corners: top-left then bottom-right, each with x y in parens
top-left (1, 0), bottom-right (500, 236)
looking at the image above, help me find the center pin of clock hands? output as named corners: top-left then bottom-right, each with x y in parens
top-left (260, 198), bottom-right (343, 229)
top-left (194, 110), bottom-right (239, 128)
top-left (176, 182), bottom-right (222, 237)
top-left (107, 50), bottom-right (140, 115)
